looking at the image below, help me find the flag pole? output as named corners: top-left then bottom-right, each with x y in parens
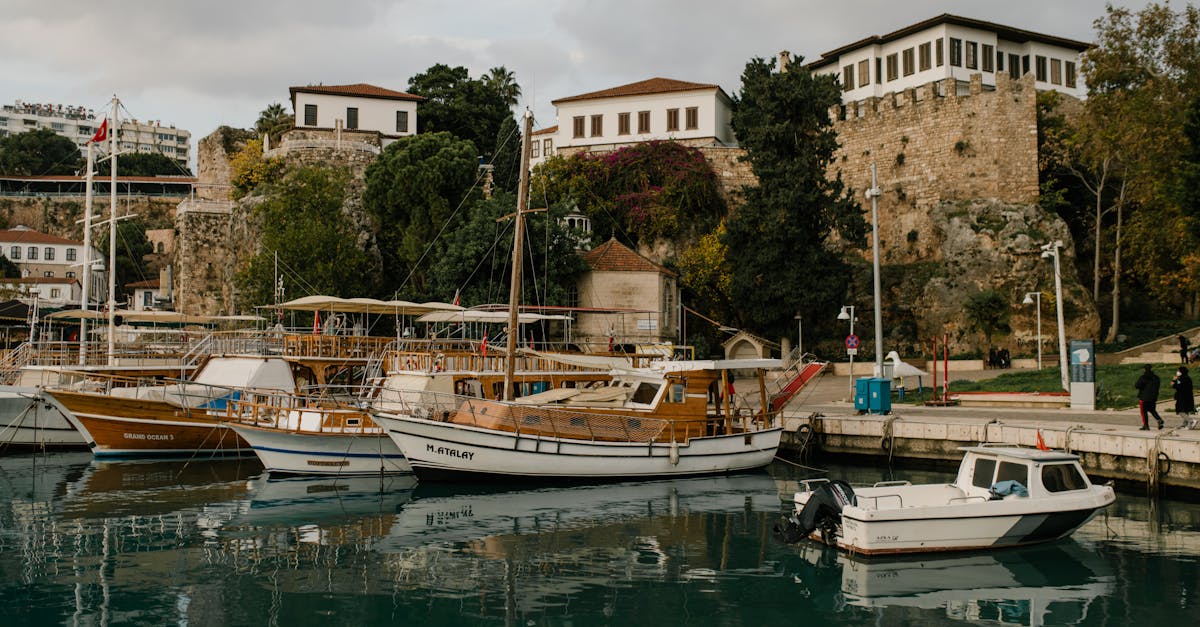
top-left (79, 140), bottom-right (94, 365)
top-left (107, 96), bottom-right (119, 365)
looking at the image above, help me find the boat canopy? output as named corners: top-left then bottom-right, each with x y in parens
top-left (523, 349), bottom-right (634, 371)
top-left (45, 309), bottom-right (258, 325)
top-left (417, 310), bottom-right (572, 324)
top-left (266, 296), bottom-right (464, 315)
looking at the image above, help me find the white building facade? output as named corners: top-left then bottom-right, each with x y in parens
top-left (538, 78), bottom-right (735, 167)
top-left (0, 101), bottom-right (191, 169)
top-left (808, 14), bottom-right (1090, 103)
top-left (0, 227), bottom-right (106, 305)
top-left (289, 84), bottom-right (422, 148)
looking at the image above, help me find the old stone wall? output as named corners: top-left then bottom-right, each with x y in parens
top-left (0, 195), bottom-right (180, 237)
top-left (830, 73), bottom-right (1039, 264)
top-left (196, 126), bottom-right (254, 201)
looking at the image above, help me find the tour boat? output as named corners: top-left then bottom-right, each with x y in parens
top-left (51, 355), bottom-right (298, 457)
top-left (371, 110), bottom-right (802, 482)
top-left (776, 445), bottom-right (1115, 555)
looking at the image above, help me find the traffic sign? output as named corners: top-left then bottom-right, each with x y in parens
top-left (847, 348), bottom-right (858, 356)
top-left (845, 334), bottom-right (860, 349)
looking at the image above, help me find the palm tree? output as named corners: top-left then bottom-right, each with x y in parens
top-left (255, 103), bottom-right (294, 144)
top-left (485, 66), bottom-right (522, 109)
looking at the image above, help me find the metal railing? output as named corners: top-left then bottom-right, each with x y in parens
top-left (265, 139), bottom-right (381, 158)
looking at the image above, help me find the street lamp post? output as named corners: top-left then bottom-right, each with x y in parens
top-left (839, 305), bottom-right (855, 400)
top-left (1041, 241), bottom-right (1068, 390)
top-left (1022, 292), bottom-right (1043, 370)
top-left (867, 164), bottom-right (884, 375)
top-left (794, 314), bottom-right (803, 357)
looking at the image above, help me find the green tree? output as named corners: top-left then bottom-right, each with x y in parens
top-left (255, 102), bottom-right (294, 145)
top-left (485, 66), bottom-right (522, 108)
top-left (236, 166), bottom-right (374, 306)
top-left (407, 64), bottom-right (511, 159)
top-left (964, 290), bottom-right (1012, 345)
top-left (426, 192), bottom-right (587, 307)
top-left (490, 115), bottom-right (521, 195)
top-left (97, 218), bottom-right (153, 296)
top-left (229, 138), bottom-right (284, 198)
top-left (0, 255), bottom-right (19, 279)
top-left (96, 152), bottom-right (190, 176)
top-left (363, 132), bottom-right (481, 297)
top-left (0, 129), bottom-right (83, 175)
top-left (724, 55), bottom-right (867, 339)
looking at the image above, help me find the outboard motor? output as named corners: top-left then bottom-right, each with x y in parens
top-left (774, 480), bottom-right (855, 544)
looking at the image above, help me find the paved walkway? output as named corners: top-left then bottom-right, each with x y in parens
top-left (767, 367), bottom-right (1198, 434)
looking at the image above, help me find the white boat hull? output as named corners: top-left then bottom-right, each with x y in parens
top-left (0, 387), bottom-right (85, 449)
top-left (228, 423), bottom-right (411, 476)
top-left (372, 412), bottom-right (781, 481)
top-left (835, 492), bottom-right (1112, 555)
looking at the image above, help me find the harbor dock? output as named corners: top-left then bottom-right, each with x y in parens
top-left (777, 368), bottom-right (1200, 495)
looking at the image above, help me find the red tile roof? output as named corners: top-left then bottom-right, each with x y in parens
top-left (582, 238), bottom-right (676, 277)
top-left (553, 78), bottom-right (722, 105)
top-left (532, 125), bottom-right (558, 136)
top-left (289, 83), bottom-right (425, 102)
top-left (0, 227), bottom-right (82, 246)
top-left (125, 279), bottom-right (160, 289)
top-left (2, 277), bottom-right (79, 285)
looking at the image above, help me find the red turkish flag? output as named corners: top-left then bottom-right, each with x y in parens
top-left (90, 118), bottom-right (108, 144)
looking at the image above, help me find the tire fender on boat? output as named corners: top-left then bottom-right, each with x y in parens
top-left (669, 441), bottom-right (679, 465)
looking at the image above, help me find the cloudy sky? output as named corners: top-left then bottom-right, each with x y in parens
top-left (0, 0), bottom-right (1157, 166)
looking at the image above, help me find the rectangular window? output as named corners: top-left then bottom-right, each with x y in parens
top-left (27, 246), bottom-right (37, 260)
top-left (972, 458), bottom-right (997, 489)
top-left (346, 107), bottom-right (358, 130)
top-left (666, 108), bottom-right (679, 132)
top-left (949, 38), bottom-right (962, 67)
top-left (572, 116), bottom-right (585, 138)
top-left (918, 42), bottom-right (931, 71)
top-left (902, 48), bottom-right (915, 76)
top-left (857, 59), bottom-right (870, 87)
top-left (1022, 55), bottom-right (1031, 76)
top-left (143, 291), bottom-right (152, 307)
top-left (685, 106), bottom-right (698, 130)
top-left (997, 51), bottom-right (1005, 72)
top-left (9, 246), bottom-right (19, 260)
top-left (1010, 54), bottom-right (1022, 79)
top-left (51, 288), bottom-right (61, 299)
top-left (842, 64), bottom-right (855, 92)
top-left (1050, 58), bottom-right (1062, 85)
top-left (982, 44), bottom-right (994, 72)
top-left (1035, 55), bottom-right (1047, 82)
top-left (590, 114), bottom-right (602, 137)
top-left (531, 140), bottom-right (540, 158)
top-left (618, 112), bottom-right (631, 135)
top-left (44, 247), bottom-right (54, 260)
top-left (875, 58), bottom-right (882, 84)
top-left (1065, 61), bottom-right (1077, 88)
top-left (395, 110), bottom-right (409, 133)
top-left (65, 271), bottom-right (75, 278)
top-left (886, 53), bottom-right (899, 81)
top-left (65, 248), bottom-right (76, 262)
top-left (965, 41), bottom-right (978, 69)
top-left (43, 271), bottom-right (52, 277)
top-left (304, 104), bottom-right (317, 126)
top-left (637, 110), bottom-right (650, 133)
top-left (936, 38), bottom-right (944, 66)
top-left (543, 138), bottom-right (552, 156)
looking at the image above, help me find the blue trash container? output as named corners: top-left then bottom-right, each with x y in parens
top-left (854, 378), bottom-right (870, 412)
top-left (866, 377), bottom-right (892, 414)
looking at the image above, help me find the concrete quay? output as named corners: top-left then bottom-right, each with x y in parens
top-left (773, 368), bottom-right (1200, 496)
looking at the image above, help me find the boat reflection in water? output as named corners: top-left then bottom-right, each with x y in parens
top-left (791, 541), bottom-right (1114, 626)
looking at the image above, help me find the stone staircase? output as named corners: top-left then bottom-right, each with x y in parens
top-left (1110, 326), bottom-right (1200, 364)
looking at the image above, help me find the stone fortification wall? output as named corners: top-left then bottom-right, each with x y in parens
top-left (829, 73), bottom-right (1039, 264)
top-left (196, 127), bottom-right (254, 201)
top-left (0, 196), bottom-right (179, 237)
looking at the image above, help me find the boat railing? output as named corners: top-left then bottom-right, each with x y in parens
top-left (377, 390), bottom-right (684, 444)
top-left (947, 495), bottom-right (990, 505)
top-left (854, 493), bottom-right (905, 510)
top-left (218, 389), bottom-right (380, 435)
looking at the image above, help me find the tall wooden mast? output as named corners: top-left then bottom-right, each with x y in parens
top-left (502, 109), bottom-right (534, 400)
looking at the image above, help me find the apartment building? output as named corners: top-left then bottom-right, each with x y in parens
top-left (0, 101), bottom-right (192, 169)
top-left (0, 226), bottom-right (105, 305)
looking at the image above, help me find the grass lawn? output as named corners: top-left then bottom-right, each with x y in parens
top-left (896, 363), bottom-right (1186, 410)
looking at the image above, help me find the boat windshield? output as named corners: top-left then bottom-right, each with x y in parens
top-left (630, 382), bottom-right (661, 404)
top-left (1041, 463), bottom-right (1088, 492)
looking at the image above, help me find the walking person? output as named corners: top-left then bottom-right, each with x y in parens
top-left (1180, 335), bottom-right (1192, 364)
top-left (1135, 364), bottom-right (1164, 430)
top-left (1172, 366), bottom-right (1196, 428)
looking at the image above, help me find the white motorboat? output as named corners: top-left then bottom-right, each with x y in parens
top-left (778, 445), bottom-right (1115, 555)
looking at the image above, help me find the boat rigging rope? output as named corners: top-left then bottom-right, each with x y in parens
top-left (880, 415), bottom-right (901, 465)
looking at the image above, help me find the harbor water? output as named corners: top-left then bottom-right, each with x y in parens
top-left (1, 452), bottom-right (1197, 626)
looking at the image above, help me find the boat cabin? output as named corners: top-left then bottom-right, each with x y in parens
top-left (953, 446), bottom-right (1093, 500)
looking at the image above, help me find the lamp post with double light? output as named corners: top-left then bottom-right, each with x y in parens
top-left (839, 305), bottom-right (855, 400)
top-left (1041, 241), bottom-right (1068, 390)
top-left (866, 164), bottom-right (884, 375)
top-left (1022, 291), bottom-right (1043, 370)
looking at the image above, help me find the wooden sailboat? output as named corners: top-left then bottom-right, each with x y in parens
top-left (371, 111), bottom-right (791, 482)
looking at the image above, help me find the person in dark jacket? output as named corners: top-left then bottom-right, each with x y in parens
top-left (1181, 335), bottom-right (1192, 364)
top-left (1135, 364), bottom-right (1164, 430)
top-left (1172, 366), bottom-right (1195, 428)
